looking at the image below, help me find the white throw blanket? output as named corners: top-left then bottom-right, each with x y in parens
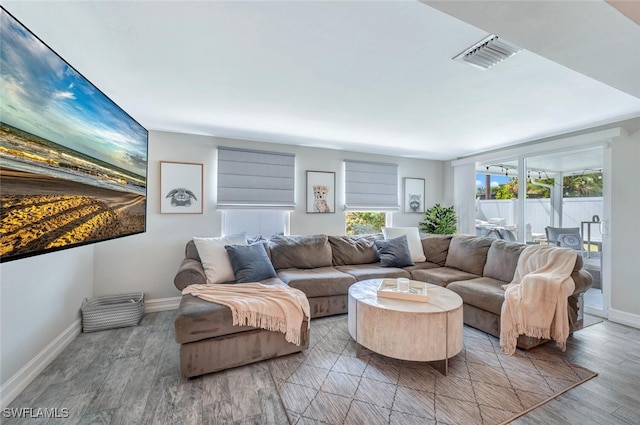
top-left (182, 283), bottom-right (310, 346)
top-left (500, 245), bottom-right (577, 355)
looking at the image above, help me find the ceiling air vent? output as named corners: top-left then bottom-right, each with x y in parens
top-left (453, 35), bottom-right (521, 70)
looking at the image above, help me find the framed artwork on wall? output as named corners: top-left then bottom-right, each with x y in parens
top-left (404, 177), bottom-right (425, 213)
top-left (160, 161), bottom-right (203, 214)
top-left (306, 171), bottom-right (335, 214)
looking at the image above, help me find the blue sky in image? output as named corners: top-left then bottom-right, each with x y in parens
top-left (476, 174), bottom-right (511, 189)
top-left (0, 9), bottom-right (147, 176)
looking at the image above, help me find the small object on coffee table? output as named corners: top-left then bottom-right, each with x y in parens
top-left (377, 278), bottom-right (428, 302)
top-left (397, 277), bottom-right (410, 292)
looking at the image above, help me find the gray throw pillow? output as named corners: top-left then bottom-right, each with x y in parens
top-left (374, 235), bottom-right (414, 268)
top-left (225, 243), bottom-right (277, 283)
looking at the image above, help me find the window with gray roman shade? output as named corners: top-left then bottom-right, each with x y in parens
top-left (344, 160), bottom-right (399, 211)
top-left (217, 147), bottom-right (295, 209)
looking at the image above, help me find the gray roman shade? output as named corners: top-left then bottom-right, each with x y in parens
top-left (217, 147), bottom-right (295, 209)
top-left (344, 160), bottom-right (399, 211)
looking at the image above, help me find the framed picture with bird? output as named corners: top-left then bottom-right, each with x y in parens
top-left (160, 161), bottom-right (203, 214)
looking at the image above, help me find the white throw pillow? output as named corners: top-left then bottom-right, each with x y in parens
top-left (193, 233), bottom-right (247, 284)
top-left (382, 227), bottom-right (426, 263)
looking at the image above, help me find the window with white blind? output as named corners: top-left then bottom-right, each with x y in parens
top-left (222, 210), bottom-right (289, 239)
top-left (217, 147), bottom-right (295, 209)
top-left (344, 160), bottom-right (399, 211)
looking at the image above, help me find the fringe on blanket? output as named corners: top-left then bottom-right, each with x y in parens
top-left (231, 309), bottom-right (303, 346)
top-left (500, 325), bottom-right (568, 355)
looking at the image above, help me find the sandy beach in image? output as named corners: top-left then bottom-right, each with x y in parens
top-left (1, 169), bottom-right (146, 260)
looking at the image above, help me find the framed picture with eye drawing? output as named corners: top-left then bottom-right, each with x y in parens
top-left (404, 177), bottom-right (425, 213)
top-left (306, 171), bottom-right (335, 214)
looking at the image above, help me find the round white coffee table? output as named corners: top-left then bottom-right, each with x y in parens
top-left (347, 278), bottom-right (463, 375)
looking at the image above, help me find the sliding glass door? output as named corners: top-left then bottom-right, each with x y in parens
top-left (475, 146), bottom-right (606, 315)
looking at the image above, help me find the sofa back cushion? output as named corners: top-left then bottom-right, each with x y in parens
top-left (444, 235), bottom-right (493, 275)
top-left (329, 234), bottom-right (381, 266)
top-left (185, 239), bottom-right (200, 261)
top-left (269, 234), bottom-right (332, 269)
top-left (420, 234), bottom-right (452, 266)
top-left (483, 240), bottom-right (526, 282)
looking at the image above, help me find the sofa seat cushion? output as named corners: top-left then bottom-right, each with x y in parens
top-left (447, 277), bottom-right (507, 316)
top-left (411, 267), bottom-right (479, 287)
top-left (175, 294), bottom-right (258, 344)
top-left (336, 263), bottom-right (411, 281)
top-left (277, 266), bottom-right (356, 298)
top-left (404, 261), bottom-right (440, 276)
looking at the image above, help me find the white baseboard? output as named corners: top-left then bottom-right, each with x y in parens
top-left (0, 319), bottom-right (81, 410)
top-left (584, 306), bottom-right (608, 318)
top-left (608, 308), bottom-right (640, 329)
top-left (144, 296), bottom-right (181, 312)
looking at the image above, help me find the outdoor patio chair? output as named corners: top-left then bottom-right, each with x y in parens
top-left (545, 226), bottom-right (583, 254)
top-left (547, 226), bottom-right (602, 292)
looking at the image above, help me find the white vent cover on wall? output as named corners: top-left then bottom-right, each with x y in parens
top-left (453, 35), bottom-right (521, 70)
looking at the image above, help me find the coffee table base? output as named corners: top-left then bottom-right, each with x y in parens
top-left (354, 342), bottom-right (451, 375)
top-left (348, 279), bottom-right (463, 376)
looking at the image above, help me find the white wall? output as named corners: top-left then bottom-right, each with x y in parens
top-left (609, 130), bottom-right (640, 320)
top-left (443, 160), bottom-right (455, 207)
top-left (93, 130), bottom-right (444, 301)
top-left (0, 245), bottom-right (94, 385)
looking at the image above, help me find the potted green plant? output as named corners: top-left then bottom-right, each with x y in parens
top-left (419, 204), bottom-right (457, 234)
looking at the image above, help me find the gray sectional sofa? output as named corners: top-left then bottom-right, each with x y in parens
top-left (174, 233), bottom-right (592, 378)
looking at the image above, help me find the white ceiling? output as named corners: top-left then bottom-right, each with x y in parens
top-left (3, 0), bottom-right (640, 161)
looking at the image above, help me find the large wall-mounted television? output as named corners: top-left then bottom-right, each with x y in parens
top-left (0, 7), bottom-right (148, 263)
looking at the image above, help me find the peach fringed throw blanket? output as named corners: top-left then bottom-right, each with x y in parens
top-left (182, 283), bottom-right (310, 346)
top-left (500, 245), bottom-right (577, 355)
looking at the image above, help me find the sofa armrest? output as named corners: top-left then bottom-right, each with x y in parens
top-left (174, 258), bottom-right (207, 291)
top-left (571, 269), bottom-right (593, 296)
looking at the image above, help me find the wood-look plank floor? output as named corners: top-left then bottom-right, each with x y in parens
top-left (4, 311), bottom-right (640, 425)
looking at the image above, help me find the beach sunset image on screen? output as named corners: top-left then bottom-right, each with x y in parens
top-left (0, 7), bottom-right (148, 262)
